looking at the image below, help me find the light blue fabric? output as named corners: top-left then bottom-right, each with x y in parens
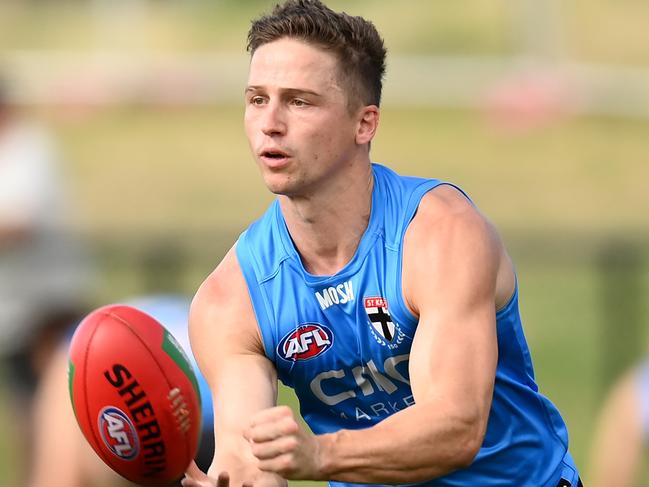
top-left (237, 163), bottom-right (577, 486)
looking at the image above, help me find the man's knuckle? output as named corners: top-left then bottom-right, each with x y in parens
top-left (280, 454), bottom-right (295, 470)
top-left (250, 442), bottom-right (261, 456)
top-left (281, 416), bottom-right (297, 432)
top-left (285, 436), bottom-right (299, 451)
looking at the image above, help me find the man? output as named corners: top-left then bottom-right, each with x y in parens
top-left (184, 1), bottom-right (580, 486)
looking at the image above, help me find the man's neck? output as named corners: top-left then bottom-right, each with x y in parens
top-left (279, 162), bottom-right (374, 276)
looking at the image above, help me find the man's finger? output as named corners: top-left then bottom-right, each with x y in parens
top-left (257, 452), bottom-right (297, 478)
top-left (249, 405), bottom-right (293, 427)
top-left (216, 471), bottom-right (230, 487)
top-left (251, 435), bottom-right (299, 460)
top-left (185, 460), bottom-right (203, 479)
top-left (247, 416), bottom-right (299, 442)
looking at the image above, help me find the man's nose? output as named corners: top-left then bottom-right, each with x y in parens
top-left (261, 102), bottom-right (287, 136)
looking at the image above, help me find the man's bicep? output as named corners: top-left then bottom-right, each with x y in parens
top-left (405, 191), bottom-right (499, 421)
top-left (409, 298), bottom-right (497, 413)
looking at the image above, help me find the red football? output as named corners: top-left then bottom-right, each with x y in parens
top-left (68, 304), bottom-right (202, 486)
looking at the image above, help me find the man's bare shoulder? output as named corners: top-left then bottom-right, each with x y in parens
top-left (190, 245), bottom-right (264, 357)
top-left (403, 184), bottom-right (514, 313)
top-left (192, 246), bottom-right (244, 310)
top-left (407, 184), bottom-right (499, 256)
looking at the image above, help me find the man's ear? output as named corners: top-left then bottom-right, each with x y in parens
top-left (356, 105), bottom-right (380, 145)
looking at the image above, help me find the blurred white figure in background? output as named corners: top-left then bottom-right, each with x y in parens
top-left (0, 74), bottom-right (95, 481)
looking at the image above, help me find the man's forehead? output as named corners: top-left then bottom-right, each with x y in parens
top-left (247, 38), bottom-right (341, 90)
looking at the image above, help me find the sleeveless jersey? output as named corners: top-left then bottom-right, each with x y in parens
top-left (236, 164), bottom-right (578, 486)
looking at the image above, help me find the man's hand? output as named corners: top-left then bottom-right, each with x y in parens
top-left (245, 406), bottom-right (325, 480)
top-left (182, 461), bottom-right (253, 487)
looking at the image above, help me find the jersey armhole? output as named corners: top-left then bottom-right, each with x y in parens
top-left (235, 237), bottom-right (277, 362)
top-left (390, 181), bottom-right (478, 327)
top-left (496, 273), bottom-right (519, 317)
top-left (386, 180), bottom-right (443, 326)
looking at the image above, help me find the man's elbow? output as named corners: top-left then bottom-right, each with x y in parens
top-left (449, 420), bottom-right (484, 469)
top-left (424, 406), bottom-right (486, 472)
top-left (411, 422), bottom-right (483, 482)
top-left (454, 431), bottom-right (484, 470)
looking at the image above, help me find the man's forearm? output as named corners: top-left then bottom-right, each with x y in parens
top-left (317, 401), bottom-right (484, 484)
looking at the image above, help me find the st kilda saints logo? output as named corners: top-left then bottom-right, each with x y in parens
top-left (278, 323), bottom-right (333, 361)
top-left (98, 406), bottom-right (139, 460)
top-left (364, 297), bottom-right (405, 349)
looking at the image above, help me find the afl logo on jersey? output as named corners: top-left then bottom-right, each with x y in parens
top-left (278, 323), bottom-right (333, 362)
top-left (98, 406), bottom-right (139, 460)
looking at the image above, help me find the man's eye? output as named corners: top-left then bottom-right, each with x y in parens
top-left (250, 96), bottom-right (265, 105)
top-left (291, 99), bottom-right (308, 107)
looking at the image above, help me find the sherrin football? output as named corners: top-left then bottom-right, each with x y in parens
top-left (68, 304), bottom-right (202, 486)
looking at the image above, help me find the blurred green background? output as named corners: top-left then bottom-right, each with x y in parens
top-left (1, 0), bottom-right (648, 485)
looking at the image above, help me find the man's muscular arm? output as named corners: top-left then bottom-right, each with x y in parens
top-left (183, 248), bottom-right (287, 487)
top-left (246, 186), bottom-right (513, 484)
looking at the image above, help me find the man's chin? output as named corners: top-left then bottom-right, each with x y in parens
top-left (267, 186), bottom-right (296, 197)
top-left (263, 176), bottom-right (298, 197)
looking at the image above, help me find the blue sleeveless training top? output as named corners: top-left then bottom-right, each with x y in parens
top-left (236, 163), bottom-right (578, 486)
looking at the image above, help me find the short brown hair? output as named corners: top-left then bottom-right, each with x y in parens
top-left (247, 0), bottom-right (387, 110)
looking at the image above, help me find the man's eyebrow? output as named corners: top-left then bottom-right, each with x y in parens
top-left (245, 86), bottom-right (322, 97)
top-left (282, 88), bottom-right (322, 98)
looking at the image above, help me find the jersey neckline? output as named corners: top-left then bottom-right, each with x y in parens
top-left (273, 163), bottom-right (385, 288)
